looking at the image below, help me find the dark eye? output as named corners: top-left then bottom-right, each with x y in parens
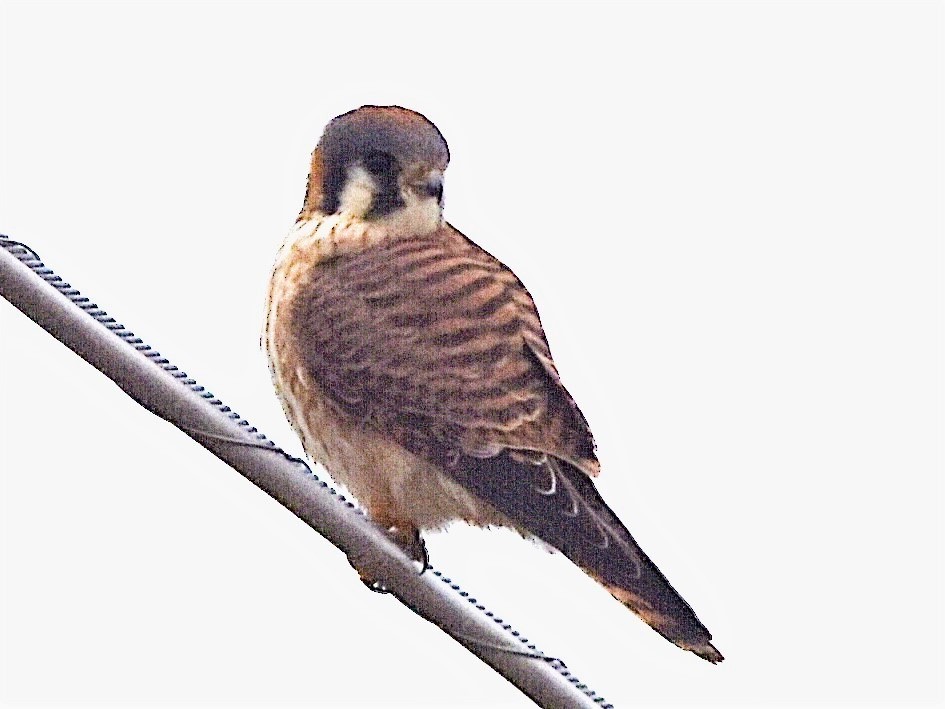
top-left (361, 150), bottom-right (398, 178)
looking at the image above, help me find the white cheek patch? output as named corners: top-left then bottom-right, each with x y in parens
top-left (335, 164), bottom-right (444, 236)
top-left (377, 188), bottom-right (443, 236)
top-left (338, 165), bottom-right (377, 217)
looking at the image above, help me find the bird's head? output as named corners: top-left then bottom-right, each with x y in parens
top-left (301, 106), bottom-right (450, 235)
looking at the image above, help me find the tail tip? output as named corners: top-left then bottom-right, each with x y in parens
top-left (691, 641), bottom-right (724, 664)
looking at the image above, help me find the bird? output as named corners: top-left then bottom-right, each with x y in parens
top-left (264, 105), bottom-right (722, 663)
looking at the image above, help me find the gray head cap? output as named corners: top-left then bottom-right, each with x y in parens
top-left (319, 105), bottom-right (450, 173)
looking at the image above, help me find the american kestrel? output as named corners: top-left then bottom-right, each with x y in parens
top-left (265, 106), bottom-right (722, 663)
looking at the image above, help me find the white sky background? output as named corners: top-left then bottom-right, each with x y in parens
top-left (1, 1), bottom-right (943, 707)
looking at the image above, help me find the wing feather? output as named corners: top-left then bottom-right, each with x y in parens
top-left (288, 221), bottom-right (721, 661)
top-left (289, 223), bottom-right (597, 471)
top-left (445, 451), bottom-right (722, 662)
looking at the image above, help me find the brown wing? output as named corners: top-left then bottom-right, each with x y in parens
top-left (289, 223), bottom-right (598, 473)
top-left (290, 223), bottom-right (721, 662)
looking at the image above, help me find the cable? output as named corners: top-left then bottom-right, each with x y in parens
top-left (0, 235), bottom-right (613, 709)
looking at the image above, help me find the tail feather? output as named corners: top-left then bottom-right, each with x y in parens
top-left (444, 452), bottom-right (723, 663)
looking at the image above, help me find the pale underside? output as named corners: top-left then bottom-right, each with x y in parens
top-left (265, 213), bottom-right (513, 531)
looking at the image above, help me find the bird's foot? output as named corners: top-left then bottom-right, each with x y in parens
top-left (348, 525), bottom-right (429, 593)
top-left (387, 525), bottom-right (429, 573)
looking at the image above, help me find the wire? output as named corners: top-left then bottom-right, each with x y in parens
top-left (0, 236), bottom-right (613, 709)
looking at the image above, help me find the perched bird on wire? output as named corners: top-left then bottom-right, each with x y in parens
top-left (265, 105), bottom-right (722, 663)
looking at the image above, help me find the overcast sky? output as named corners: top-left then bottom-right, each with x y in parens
top-left (1, 2), bottom-right (942, 707)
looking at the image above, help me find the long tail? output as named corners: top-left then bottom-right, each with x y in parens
top-left (445, 452), bottom-right (723, 663)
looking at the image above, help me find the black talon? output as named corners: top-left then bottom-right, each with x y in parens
top-left (413, 532), bottom-right (430, 575)
top-left (387, 526), bottom-right (429, 573)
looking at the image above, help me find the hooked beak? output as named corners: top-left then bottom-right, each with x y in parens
top-left (410, 170), bottom-right (444, 203)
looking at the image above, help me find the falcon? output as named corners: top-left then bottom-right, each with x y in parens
top-left (265, 105), bottom-right (722, 663)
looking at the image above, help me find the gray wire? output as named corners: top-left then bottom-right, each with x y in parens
top-left (0, 235), bottom-right (614, 709)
